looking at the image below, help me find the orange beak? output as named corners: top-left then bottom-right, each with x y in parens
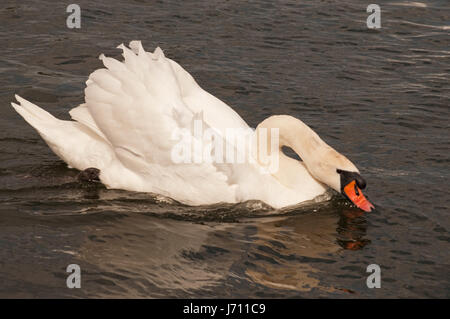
top-left (343, 180), bottom-right (374, 212)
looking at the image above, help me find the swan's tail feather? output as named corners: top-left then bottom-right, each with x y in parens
top-left (11, 95), bottom-right (81, 157)
top-left (12, 94), bottom-right (58, 124)
top-left (11, 95), bottom-right (62, 138)
top-left (11, 95), bottom-right (113, 171)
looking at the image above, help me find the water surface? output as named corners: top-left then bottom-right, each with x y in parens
top-left (0, 0), bottom-right (449, 298)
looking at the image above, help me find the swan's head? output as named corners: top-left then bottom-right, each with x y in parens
top-left (336, 168), bottom-right (374, 212)
top-left (307, 148), bottom-right (374, 212)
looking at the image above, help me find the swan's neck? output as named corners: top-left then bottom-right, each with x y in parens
top-left (254, 115), bottom-right (355, 191)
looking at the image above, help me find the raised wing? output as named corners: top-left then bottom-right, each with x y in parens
top-left (79, 41), bottom-right (241, 203)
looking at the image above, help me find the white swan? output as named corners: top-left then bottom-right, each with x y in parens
top-left (11, 41), bottom-right (374, 211)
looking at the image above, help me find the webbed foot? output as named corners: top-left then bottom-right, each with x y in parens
top-left (77, 167), bottom-right (101, 183)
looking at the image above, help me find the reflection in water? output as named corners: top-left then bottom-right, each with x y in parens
top-left (71, 198), bottom-right (368, 297)
top-left (79, 184), bottom-right (103, 200)
top-left (244, 207), bottom-right (369, 293)
top-left (336, 209), bottom-right (370, 251)
top-left (76, 214), bottom-right (242, 297)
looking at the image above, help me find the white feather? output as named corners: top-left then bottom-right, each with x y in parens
top-left (12, 41), bottom-right (364, 208)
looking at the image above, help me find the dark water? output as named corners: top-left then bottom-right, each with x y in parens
top-left (1, 0), bottom-right (449, 298)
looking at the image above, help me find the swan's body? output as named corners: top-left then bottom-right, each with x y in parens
top-left (12, 41), bottom-right (373, 210)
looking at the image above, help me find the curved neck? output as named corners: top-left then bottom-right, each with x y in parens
top-left (254, 115), bottom-right (359, 193)
top-left (255, 115), bottom-right (327, 173)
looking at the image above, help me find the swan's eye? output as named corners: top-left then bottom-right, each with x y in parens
top-left (337, 169), bottom-right (367, 191)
